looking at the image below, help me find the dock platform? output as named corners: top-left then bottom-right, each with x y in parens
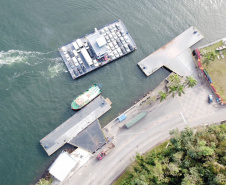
top-left (59, 20), bottom-right (137, 79)
top-left (138, 26), bottom-right (204, 77)
top-left (40, 95), bottom-right (111, 156)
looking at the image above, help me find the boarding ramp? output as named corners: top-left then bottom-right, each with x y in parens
top-left (69, 120), bottom-right (106, 153)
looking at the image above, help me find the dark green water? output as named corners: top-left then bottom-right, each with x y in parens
top-left (0, 0), bottom-right (226, 184)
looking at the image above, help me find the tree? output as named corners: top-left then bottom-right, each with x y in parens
top-left (158, 91), bottom-right (167, 102)
top-left (203, 51), bottom-right (216, 65)
top-left (116, 125), bottom-right (226, 185)
top-left (168, 73), bottom-right (181, 84)
top-left (168, 85), bottom-right (177, 97)
top-left (176, 84), bottom-right (185, 96)
top-left (36, 178), bottom-right (53, 185)
top-left (185, 76), bottom-right (197, 88)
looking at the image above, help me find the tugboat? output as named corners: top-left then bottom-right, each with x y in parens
top-left (71, 84), bottom-right (102, 110)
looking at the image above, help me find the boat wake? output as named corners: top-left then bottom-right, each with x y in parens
top-left (0, 49), bottom-right (66, 79)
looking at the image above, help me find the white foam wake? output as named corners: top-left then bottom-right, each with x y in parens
top-left (0, 49), bottom-right (55, 67)
top-left (0, 49), bottom-right (66, 79)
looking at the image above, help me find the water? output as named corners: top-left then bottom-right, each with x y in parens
top-left (0, 0), bottom-right (226, 184)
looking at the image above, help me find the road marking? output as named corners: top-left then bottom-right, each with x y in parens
top-left (180, 112), bottom-right (187, 124)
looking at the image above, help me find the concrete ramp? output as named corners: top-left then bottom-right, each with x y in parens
top-left (138, 26), bottom-right (204, 77)
top-left (68, 120), bottom-right (106, 153)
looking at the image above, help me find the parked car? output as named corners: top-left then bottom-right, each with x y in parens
top-left (208, 94), bottom-right (213, 103)
top-left (93, 59), bottom-right (99, 67)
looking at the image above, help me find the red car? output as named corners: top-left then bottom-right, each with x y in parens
top-left (104, 55), bottom-right (108, 61)
top-left (97, 151), bottom-right (106, 160)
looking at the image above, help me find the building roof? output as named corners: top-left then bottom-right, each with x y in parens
top-left (96, 36), bottom-right (107, 47)
top-left (49, 151), bottom-right (77, 182)
top-left (87, 31), bottom-right (107, 58)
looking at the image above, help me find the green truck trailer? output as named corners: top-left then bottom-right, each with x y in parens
top-left (125, 111), bottom-right (147, 129)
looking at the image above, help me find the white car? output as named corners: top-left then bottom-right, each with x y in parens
top-left (61, 46), bottom-right (67, 55)
top-left (117, 48), bottom-right (123, 56)
top-left (120, 30), bottom-right (126, 36)
top-left (73, 50), bottom-right (78, 57)
top-left (120, 37), bottom-right (126, 45)
top-left (77, 57), bottom-right (83, 65)
top-left (112, 41), bottom-right (118, 48)
top-left (112, 32), bottom-right (117, 39)
top-left (113, 50), bottom-right (119, 58)
top-left (112, 25), bottom-right (117, 31)
top-left (124, 35), bottom-right (129, 43)
top-left (109, 33), bottom-right (113, 39)
top-left (124, 44), bottom-right (130, 52)
top-left (65, 54), bottom-right (71, 61)
top-left (110, 52), bottom-right (116, 60)
top-left (93, 59), bottom-right (99, 67)
top-left (83, 41), bottom-right (89, 49)
top-left (72, 57), bottom-right (79, 67)
top-left (116, 31), bottom-right (121, 37)
top-left (109, 42), bottom-right (114, 49)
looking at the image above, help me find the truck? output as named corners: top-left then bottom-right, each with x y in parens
top-left (97, 142), bottom-right (115, 160)
top-left (76, 39), bottom-right (84, 48)
top-left (125, 111), bottom-right (147, 129)
top-left (81, 48), bottom-right (93, 66)
top-left (72, 42), bottom-right (80, 52)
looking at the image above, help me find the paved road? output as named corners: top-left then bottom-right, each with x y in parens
top-left (60, 70), bottom-right (226, 185)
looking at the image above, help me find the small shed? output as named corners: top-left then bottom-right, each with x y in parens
top-left (49, 151), bottom-right (77, 182)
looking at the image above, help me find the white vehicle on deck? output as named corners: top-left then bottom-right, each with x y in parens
top-left (83, 41), bottom-right (89, 49)
top-left (124, 35), bottom-right (129, 43)
top-left (109, 42), bottom-right (114, 49)
top-left (113, 50), bottom-right (119, 58)
top-left (72, 42), bottom-right (80, 52)
top-left (113, 41), bottom-right (118, 48)
top-left (72, 57), bottom-right (79, 67)
top-left (61, 46), bottom-right (67, 55)
top-left (77, 57), bottom-right (83, 65)
top-left (93, 59), bottom-right (99, 67)
top-left (65, 54), bottom-right (71, 61)
top-left (76, 39), bottom-right (84, 48)
top-left (124, 44), bottom-right (130, 52)
top-left (73, 50), bottom-right (79, 57)
top-left (117, 48), bottom-right (123, 56)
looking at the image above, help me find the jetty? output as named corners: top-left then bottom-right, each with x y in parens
top-left (138, 26), bottom-right (204, 77)
top-left (40, 95), bottom-right (112, 156)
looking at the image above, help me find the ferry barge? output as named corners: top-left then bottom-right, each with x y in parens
top-left (58, 20), bottom-right (137, 79)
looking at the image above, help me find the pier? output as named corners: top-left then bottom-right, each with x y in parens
top-left (138, 26), bottom-right (204, 77)
top-left (40, 95), bottom-right (111, 156)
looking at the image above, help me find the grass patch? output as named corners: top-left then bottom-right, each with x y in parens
top-left (200, 40), bottom-right (226, 101)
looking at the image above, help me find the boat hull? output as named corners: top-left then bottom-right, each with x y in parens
top-left (71, 84), bottom-right (102, 110)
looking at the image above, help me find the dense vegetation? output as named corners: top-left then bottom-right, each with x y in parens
top-left (116, 124), bottom-right (226, 185)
